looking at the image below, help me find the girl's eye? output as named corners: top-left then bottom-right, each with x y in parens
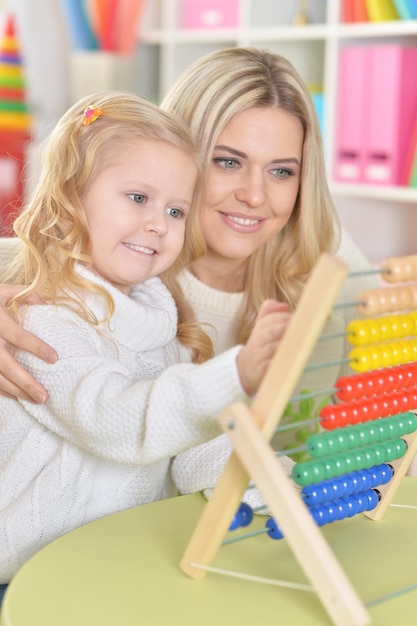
top-left (129, 193), bottom-right (146, 204)
top-left (167, 207), bottom-right (184, 219)
top-left (213, 157), bottom-right (239, 170)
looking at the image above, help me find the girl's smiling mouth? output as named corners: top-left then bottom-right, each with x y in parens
top-left (123, 243), bottom-right (156, 255)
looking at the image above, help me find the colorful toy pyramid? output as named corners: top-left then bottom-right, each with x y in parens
top-left (0, 13), bottom-right (31, 132)
top-left (0, 13), bottom-right (31, 235)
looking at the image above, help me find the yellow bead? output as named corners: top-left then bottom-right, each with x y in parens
top-left (346, 320), bottom-right (370, 346)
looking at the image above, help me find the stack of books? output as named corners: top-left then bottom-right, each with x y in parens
top-left (341, 0), bottom-right (417, 22)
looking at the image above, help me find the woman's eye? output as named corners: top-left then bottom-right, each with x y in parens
top-left (167, 207), bottom-right (184, 219)
top-left (213, 157), bottom-right (238, 170)
top-left (272, 168), bottom-right (293, 179)
top-left (129, 193), bottom-right (146, 204)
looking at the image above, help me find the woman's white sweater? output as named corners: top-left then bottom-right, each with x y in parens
top-left (173, 229), bottom-right (380, 501)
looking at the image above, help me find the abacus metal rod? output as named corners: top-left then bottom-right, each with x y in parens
top-left (347, 268), bottom-right (390, 278)
top-left (275, 416), bottom-right (321, 434)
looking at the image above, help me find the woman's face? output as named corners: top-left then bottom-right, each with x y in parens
top-left (200, 107), bottom-right (303, 265)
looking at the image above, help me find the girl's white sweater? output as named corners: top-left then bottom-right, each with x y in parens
top-left (0, 268), bottom-right (245, 582)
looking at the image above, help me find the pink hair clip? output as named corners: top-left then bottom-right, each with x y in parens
top-left (81, 105), bottom-right (104, 127)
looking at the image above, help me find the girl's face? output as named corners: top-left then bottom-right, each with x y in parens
top-left (81, 138), bottom-right (197, 294)
top-left (198, 106), bottom-right (303, 270)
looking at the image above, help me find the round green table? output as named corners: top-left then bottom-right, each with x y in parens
top-left (1, 479), bottom-right (417, 626)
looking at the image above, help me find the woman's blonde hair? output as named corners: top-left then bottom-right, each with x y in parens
top-left (5, 91), bottom-right (213, 362)
top-left (161, 47), bottom-right (341, 343)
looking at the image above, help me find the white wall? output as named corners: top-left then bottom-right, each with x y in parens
top-left (1, 1), bottom-right (415, 262)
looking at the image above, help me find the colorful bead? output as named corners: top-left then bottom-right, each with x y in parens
top-left (292, 438), bottom-right (407, 487)
top-left (228, 502), bottom-right (254, 531)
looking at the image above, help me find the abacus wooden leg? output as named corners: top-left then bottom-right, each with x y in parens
top-left (364, 428), bottom-right (417, 521)
top-left (180, 254), bottom-right (348, 580)
top-left (219, 401), bottom-right (370, 626)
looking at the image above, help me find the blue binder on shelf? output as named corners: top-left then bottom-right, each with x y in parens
top-left (392, 0), bottom-right (417, 19)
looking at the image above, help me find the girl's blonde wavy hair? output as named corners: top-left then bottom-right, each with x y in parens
top-left (161, 47), bottom-right (341, 344)
top-left (4, 91), bottom-right (213, 363)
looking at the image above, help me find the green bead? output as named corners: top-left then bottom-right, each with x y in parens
top-left (293, 461), bottom-right (325, 486)
top-left (363, 447), bottom-right (377, 467)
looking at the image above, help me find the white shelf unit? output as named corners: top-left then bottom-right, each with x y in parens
top-left (135, 0), bottom-right (417, 261)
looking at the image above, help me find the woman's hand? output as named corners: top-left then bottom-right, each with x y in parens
top-left (236, 299), bottom-right (291, 396)
top-left (0, 285), bottom-right (57, 403)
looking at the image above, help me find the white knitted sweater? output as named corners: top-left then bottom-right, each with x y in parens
top-left (172, 229), bottom-right (380, 502)
top-left (0, 268), bottom-right (246, 582)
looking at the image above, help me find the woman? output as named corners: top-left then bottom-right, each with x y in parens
top-left (159, 47), bottom-right (379, 497)
top-left (0, 47), bottom-right (376, 402)
top-left (161, 48), bottom-right (376, 352)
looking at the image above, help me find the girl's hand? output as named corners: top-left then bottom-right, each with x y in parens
top-left (236, 299), bottom-right (291, 396)
top-left (0, 285), bottom-right (57, 403)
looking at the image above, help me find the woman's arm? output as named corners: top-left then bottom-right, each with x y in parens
top-left (0, 285), bottom-right (57, 403)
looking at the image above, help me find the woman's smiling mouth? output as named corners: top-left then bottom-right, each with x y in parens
top-left (220, 212), bottom-right (263, 232)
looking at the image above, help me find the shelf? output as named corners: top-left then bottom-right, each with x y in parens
top-left (335, 19), bottom-right (417, 39)
top-left (136, 0), bottom-right (417, 259)
top-left (331, 183), bottom-right (417, 204)
top-left (141, 20), bottom-right (417, 45)
top-left (140, 24), bottom-right (330, 44)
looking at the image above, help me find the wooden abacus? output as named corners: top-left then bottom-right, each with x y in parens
top-left (180, 253), bottom-right (417, 626)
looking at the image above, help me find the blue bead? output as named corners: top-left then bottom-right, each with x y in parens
top-left (350, 472), bottom-right (362, 493)
top-left (368, 466), bottom-right (380, 487)
top-left (228, 502), bottom-right (253, 531)
top-left (229, 510), bottom-right (241, 531)
top-left (332, 478), bottom-right (344, 499)
top-left (325, 502), bottom-right (339, 523)
top-left (340, 475), bottom-right (352, 497)
top-left (301, 484), bottom-right (322, 506)
top-left (344, 496), bottom-right (360, 517)
top-left (266, 517), bottom-right (283, 540)
top-left (359, 469), bottom-right (373, 491)
top-left (239, 502), bottom-right (254, 527)
top-left (380, 464), bottom-right (394, 484)
top-left (355, 494), bottom-right (368, 514)
top-left (310, 505), bottom-right (329, 526)
top-left (365, 489), bottom-right (380, 510)
top-left (336, 499), bottom-right (349, 520)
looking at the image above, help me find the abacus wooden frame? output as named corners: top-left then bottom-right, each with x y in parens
top-left (179, 253), bottom-right (417, 626)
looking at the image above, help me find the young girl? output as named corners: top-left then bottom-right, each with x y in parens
top-left (0, 91), bottom-right (290, 585)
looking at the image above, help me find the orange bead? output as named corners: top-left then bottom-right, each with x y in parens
top-left (381, 255), bottom-right (417, 283)
top-left (409, 286), bottom-right (417, 308)
top-left (357, 286), bottom-right (417, 316)
top-left (357, 290), bottom-right (387, 317)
